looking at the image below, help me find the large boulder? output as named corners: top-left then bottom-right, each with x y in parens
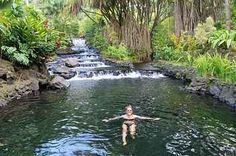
top-left (186, 77), bottom-right (209, 94)
top-left (65, 58), bottom-right (79, 68)
top-left (53, 66), bottom-right (76, 79)
top-left (49, 76), bottom-right (70, 89)
top-left (219, 85), bottom-right (236, 107)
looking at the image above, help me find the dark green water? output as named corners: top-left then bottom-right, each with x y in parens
top-left (0, 78), bottom-right (235, 156)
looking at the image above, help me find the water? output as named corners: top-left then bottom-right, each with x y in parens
top-left (0, 39), bottom-right (235, 156)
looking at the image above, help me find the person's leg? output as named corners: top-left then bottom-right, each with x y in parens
top-left (129, 124), bottom-right (136, 139)
top-left (122, 123), bottom-right (128, 145)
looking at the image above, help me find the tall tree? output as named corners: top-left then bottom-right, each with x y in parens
top-left (174, 0), bottom-right (224, 36)
top-left (99, 0), bottom-right (169, 61)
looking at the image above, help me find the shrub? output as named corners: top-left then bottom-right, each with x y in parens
top-left (208, 29), bottom-right (236, 49)
top-left (152, 17), bottom-right (174, 52)
top-left (193, 53), bottom-right (236, 83)
top-left (52, 16), bottom-right (80, 39)
top-left (0, 3), bottom-right (64, 66)
top-left (103, 44), bottom-right (131, 61)
top-left (195, 17), bottom-right (216, 47)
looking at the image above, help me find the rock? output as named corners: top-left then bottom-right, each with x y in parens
top-left (60, 72), bottom-right (76, 79)
top-left (31, 79), bottom-right (40, 91)
top-left (54, 66), bottom-right (76, 79)
top-left (219, 86), bottom-right (236, 106)
top-left (65, 58), bottom-right (79, 68)
top-left (209, 85), bottom-right (221, 97)
top-left (38, 78), bottom-right (49, 90)
top-left (6, 71), bottom-right (15, 83)
top-left (0, 99), bottom-right (7, 106)
top-left (0, 68), bottom-right (7, 80)
top-left (49, 76), bottom-right (70, 89)
top-left (54, 66), bottom-right (71, 74)
top-left (186, 77), bottom-right (209, 94)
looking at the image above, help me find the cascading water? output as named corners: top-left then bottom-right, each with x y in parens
top-left (47, 38), bottom-right (165, 81)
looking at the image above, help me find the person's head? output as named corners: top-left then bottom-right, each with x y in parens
top-left (125, 105), bottom-right (133, 116)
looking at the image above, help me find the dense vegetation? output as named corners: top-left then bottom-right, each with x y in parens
top-left (0, 1), bottom-right (69, 66)
top-left (0, 0), bottom-right (235, 83)
top-left (75, 0), bottom-right (236, 83)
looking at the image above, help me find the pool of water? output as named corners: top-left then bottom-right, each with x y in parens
top-left (0, 78), bottom-right (235, 156)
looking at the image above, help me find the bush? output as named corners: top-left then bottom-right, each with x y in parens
top-left (52, 16), bottom-right (80, 39)
top-left (195, 17), bottom-right (216, 47)
top-left (103, 44), bottom-right (131, 61)
top-left (193, 53), bottom-right (236, 83)
top-left (0, 3), bottom-right (64, 66)
top-left (152, 17), bottom-right (174, 52)
top-left (208, 29), bottom-right (236, 49)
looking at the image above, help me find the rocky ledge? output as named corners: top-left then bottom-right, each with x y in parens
top-left (137, 61), bottom-right (236, 109)
top-left (0, 59), bottom-right (70, 106)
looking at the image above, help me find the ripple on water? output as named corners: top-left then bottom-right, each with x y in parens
top-left (35, 133), bottom-right (109, 156)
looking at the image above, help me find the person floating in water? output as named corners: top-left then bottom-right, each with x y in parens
top-left (102, 105), bottom-right (160, 146)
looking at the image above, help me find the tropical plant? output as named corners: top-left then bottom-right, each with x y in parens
top-left (103, 44), bottom-right (131, 61)
top-left (0, 3), bottom-right (65, 66)
top-left (208, 29), bottom-right (236, 49)
top-left (193, 53), bottom-right (235, 83)
top-left (195, 17), bottom-right (216, 47)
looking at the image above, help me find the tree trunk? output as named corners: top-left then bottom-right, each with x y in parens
top-left (225, 0), bottom-right (232, 30)
top-left (174, 0), bottom-right (184, 37)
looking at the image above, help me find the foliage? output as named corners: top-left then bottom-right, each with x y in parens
top-left (170, 33), bottom-right (198, 52)
top-left (52, 16), bottom-right (80, 39)
top-left (39, 0), bottom-right (64, 16)
top-left (208, 29), bottom-right (236, 49)
top-left (80, 14), bottom-right (134, 61)
top-left (193, 53), bottom-right (236, 83)
top-left (195, 17), bottom-right (216, 46)
top-left (103, 44), bottom-right (131, 61)
top-left (152, 17), bottom-right (174, 52)
top-left (0, 3), bottom-right (65, 66)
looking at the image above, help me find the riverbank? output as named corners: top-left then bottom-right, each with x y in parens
top-left (135, 60), bottom-right (236, 109)
top-left (0, 59), bottom-right (50, 106)
top-left (0, 57), bottom-right (72, 106)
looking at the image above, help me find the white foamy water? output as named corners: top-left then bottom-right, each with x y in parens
top-left (74, 65), bottom-right (111, 70)
top-left (47, 38), bottom-right (166, 82)
top-left (72, 38), bottom-right (86, 47)
top-left (68, 72), bottom-right (165, 81)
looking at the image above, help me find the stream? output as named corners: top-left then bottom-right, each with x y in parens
top-left (0, 39), bottom-right (235, 156)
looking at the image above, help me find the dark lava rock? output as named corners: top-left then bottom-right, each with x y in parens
top-left (219, 85), bottom-right (236, 107)
top-left (65, 58), bottom-right (79, 68)
top-left (49, 76), bottom-right (70, 89)
top-left (186, 77), bottom-right (209, 94)
top-left (60, 71), bottom-right (76, 79)
top-left (209, 85), bottom-right (221, 97)
top-left (53, 66), bottom-right (76, 79)
top-left (54, 66), bottom-right (71, 74)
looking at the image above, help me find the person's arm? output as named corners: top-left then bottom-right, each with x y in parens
top-left (102, 115), bottom-right (124, 122)
top-left (134, 115), bottom-right (160, 121)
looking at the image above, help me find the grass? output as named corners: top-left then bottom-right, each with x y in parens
top-left (191, 53), bottom-right (235, 83)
